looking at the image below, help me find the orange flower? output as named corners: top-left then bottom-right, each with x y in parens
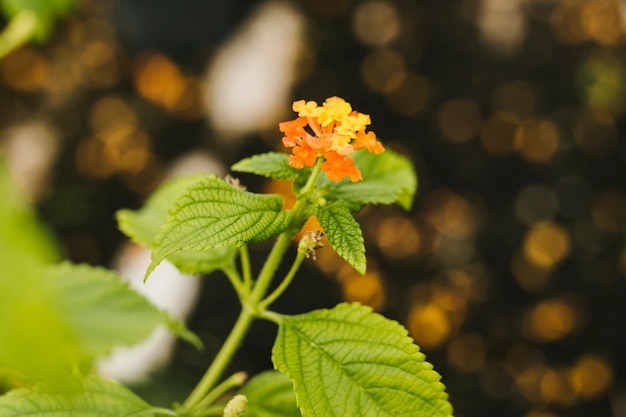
top-left (289, 140), bottom-right (318, 169)
top-left (321, 151), bottom-right (362, 182)
top-left (280, 96), bottom-right (384, 182)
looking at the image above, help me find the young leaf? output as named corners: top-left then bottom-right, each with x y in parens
top-left (239, 370), bottom-right (301, 417)
top-left (0, 164), bottom-right (68, 383)
top-left (321, 149), bottom-right (417, 212)
top-left (146, 175), bottom-right (292, 280)
top-left (0, 374), bottom-right (153, 417)
top-left (117, 174), bottom-right (206, 248)
top-left (167, 246), bottom-right (239, 275)
top-left (45, 262), bottom-right (202, 354)
top-left (272, 303), bottom-right (454, 417)
top-left (231, 152), bottom-right (307, 181)
top-left (117, 174), bottom-right (237, 275)
top-left (314, 202), bottom-right (366, 275)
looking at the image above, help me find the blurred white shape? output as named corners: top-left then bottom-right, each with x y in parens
top-left (2, 121), bottom-right (60, 201)
top-left (203, 1), bottom-right (305, 139)
top-left (164, 150), bottom-right (226, 179)
top-left (98, 151), bottom-right (225, 384)
top-left (97, 244), bottom-right (201, 384)
top-left (477, 0), bottom-right (526, 56)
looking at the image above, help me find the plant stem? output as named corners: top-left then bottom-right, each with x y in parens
top-left (191, 371), bottom-right (247, 413)
top-left (259, 249), bottom-right (306, 310)
top-left (238, 245), bottom-right (252, 291)
top-left (180, 307), bottom-right (254, 412)
top-left (222, 265), bottom-right (246, 299)
top-left (151, 407), bottom-right (178, 416)
top-left (180, 160), bottom-right (323, 415)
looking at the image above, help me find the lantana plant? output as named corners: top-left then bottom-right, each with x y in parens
top-left (0, 97), bottom-right (454, 417)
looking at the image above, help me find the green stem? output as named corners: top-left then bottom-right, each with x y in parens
top-left (248, 159), bottom-right (322, 304)
top-left (223, 264), bottom-right (246, 299)
top-left (192, 371), bottom-right (247, 413)
top-left (150, 407), bottom-right (178, 417)
top-left (180, 308), bottom-right (255, 412)
top-left (180, 160), bottom-right (323, 415)
top-left (259, 249), bottom-right (306, 310)
top-left (238, 245), bottom-right (252, 291)
top-left (194, 405), bottom-right (227, 417)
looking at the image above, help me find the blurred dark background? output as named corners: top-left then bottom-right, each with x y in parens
top-left (1, 1), bottom-right (625, 416)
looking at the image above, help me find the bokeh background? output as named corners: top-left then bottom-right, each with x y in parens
top-left (1, 0), bottom-right (625, 416)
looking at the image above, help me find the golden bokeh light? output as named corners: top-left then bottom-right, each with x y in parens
top-left (360, 48), bottom-right (407, 93)
top-left (523, 222), bottom-right (570, 269)
top-left (407, 302), bottom-right (451, 350)
top-left (438, 98), bottom-right (482, 143)
top-left (514, 118), bottom-right (561, 162)
top-left (448, 264), bottom-right (492, 304)
top-left (0, 48), bottom-right (48, 91)
top-left (540, 367), bottom-right (577, 406)
top-left (551, 0), bottom-right (588, 45)
top-left (374, 216), bottom-right (420, 259)
top-left (592, 188), bottom-right (626, 233)
top-left (385, 72), bottom-right (430, 116)
top-left (352, 0), bottom-right (401, 46)
top-left (75, 127), bottom-right (152, 179)
top-left (447, 333), bottom-right (486, 373)
top-left (524, 296), bottom-right (580, 342)
top-left (132, 53), bottom-right (203, 119)
top-left (517, 365), bottom-right (547, 404)
top-left (340, 270), bottom-right (386, 311)
top-left (89, 96), bottom-right (137, 133)
top-left (580, 0), bottom-right (625, 46)
top-left (568, 354), bottom-right (614, 399)
top-left (511, 251), bottom-right (552, 292)
top-left (551, 0), bottom-right (625, 46)
top-left (480, 111), bottom-right (519, 156)
top-left (81, 40), bottom-right (120, 87)
top-left (421, 189), bottom-right (478, 240)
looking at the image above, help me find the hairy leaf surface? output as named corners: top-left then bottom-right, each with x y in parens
top-left (314, 202), bottom-right (366, 274)
top-left (146, 175), bottom-right (291, 279)
top-left (272, 303), bottom-right (454, 417)
top-left (232, 152), bottom-right (308, 181)
top-left (117, 174), bottom-right (237, 275)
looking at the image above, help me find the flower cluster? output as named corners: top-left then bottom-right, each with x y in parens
top-left (279, 96), bottom-right (384, 182)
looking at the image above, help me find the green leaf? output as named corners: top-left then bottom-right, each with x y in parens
top-left (0, 163), bottom-right (67, 383)
top-left (146, 175), bottom-right (292, 280)
top-left (231, 152), bottom-right (307, 181)
top-left (0, 374), bottom-right (153, 417)
top-left (0, 0), bottom-right (75, 45)
top-left (240, 370), bottom-right (301, 417)
top-left (321, 149), bottom-right (417, 212)
top-left (117, 174), bottom-right (237, 275)
top-left (314, 202), bottom-right (366, 274)
top-left (118, 174), bottom-right (206, 248)
top-left (0, 161), bottom-right (58, 264)
top-left (0, 259), bottom-right (201, 384)
top-left (45, 262), bottom-right (203, 354)
top-left (167, 246), bottom-right (239, 275)
top-left (272, 303), bottom-right (454, 417)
